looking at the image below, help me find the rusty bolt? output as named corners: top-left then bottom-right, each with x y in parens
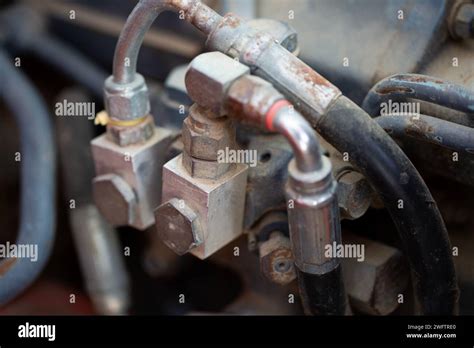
top-left (337, 171), bottom-right (372, 220)
top-left (106, 114), bottom-right (155, 146)
top-left (185, 52), bottom-right (250, 116)
top-left (154, 198), bottom-right (203, 255)
top-left (182, 105), bottom-right (235, 160)
top-left (451, 3), bottom-right (474, 39)
top-left (259, 232), bottom-right (296, 285)
top-left (93, 174), bottom-right (137, 226)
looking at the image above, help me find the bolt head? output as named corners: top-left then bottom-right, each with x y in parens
top-left (154, 198), bottom-right (202, 255)
top-left (337, 171), bottom-right (372, 220)
top-left (259, 233), bottom-right (296, 285)
top-left (181, 105), bottom-right (236, 160)
top-left (93, 174), bottom-right (136, 226)
top-left (453, 3), bottom-right (474, 39)
top-left (185, 52), bottom-right (250, 115)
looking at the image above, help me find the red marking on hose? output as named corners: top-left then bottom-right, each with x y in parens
top-left (265, 100), bottom-right (291, 131)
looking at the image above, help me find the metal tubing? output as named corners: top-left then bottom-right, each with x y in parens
top-left (205, 15), bottom-right (458, 313)
top-left (362, 74), bottom-right (474, 117)
top-left (113, 0), bottom-right (221, 84)
top-left (56, 89), bottom-right (130, 315)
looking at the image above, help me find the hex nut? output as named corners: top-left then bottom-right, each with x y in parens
top-left (182, 152), bottom-right (233, 180)
top-left (337, 171), bottom-right (372, 220)
top-left (182, 105), bottom-right (236, 160)
top-left (185, 52), bottom-right (250, 116)
top-left (259, 232), bottom-right (296, 285)
top-left (93, 174), bottom-right (137, 227)
top-left (104, 74), bottom-right (151, 121)
top-left (154, 198), bottom-right (202, 255)
top-left (452, 3), bottom-right (474, 39)
top-left (106, 114), bottom-right (155, 147)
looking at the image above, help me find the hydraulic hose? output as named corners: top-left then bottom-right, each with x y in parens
top-left (115, 0), bottom-right (458, 314)
top-left (0, 50), bottom-right (56, 306)
top-left (317, 96), bottom-right (458, 314)
top-left (0, 5), bottom-right (107, 99)
top-left (362, 74), bottom-right (474, 117)
top-left (376, 114), bottom-right (474, 154)
top-left (29, 34), bottom-right (107, 99)
top-left (206, 13), bottom-right (459, 314)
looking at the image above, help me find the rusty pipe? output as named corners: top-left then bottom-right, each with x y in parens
top-left (113, 0), bottom-right (221, 84)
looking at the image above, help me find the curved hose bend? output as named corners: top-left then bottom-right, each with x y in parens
top-left (113, 0), bottom-right (222, 84)
top-left (362, 74), bottom-right (474, 117)
top-left (318, 96), bottom-right (459, 315)
top-left (0, 50), bottom-right (56, 306)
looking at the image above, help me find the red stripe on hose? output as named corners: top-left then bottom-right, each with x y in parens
top-left (265, 100), bottom-right (291, 131)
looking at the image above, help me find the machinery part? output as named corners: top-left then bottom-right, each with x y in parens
top-left (0, 50), bottom-right (56, 306)
top-left (181, 104), bottom-right (236, 180)
top-left (336, 170), bottom-right (373, 220)
top-left (106, 114), bottom-right (156, 147)
top-left (205, 13), bottom-right (342, 120)
top-left (285, 156), bottom-right (341, 274)
top-left (318, 96), bottom-right (459, 315)
top-left (93, 174), bottom-right (137, 227)
top-left (201, 12), bottom-right (458, 314)
top-left (154, 198), bottom-right (203, 256)
top-left (450, 2), bottom-right (474, 39)
top-left (104, 73), bottom-right (151, 122)
top-left (362, 74), bottom-right (474, 117)
top-left (0, 5), bottom-right (107, 99)
top-left (243, 135), bottom-right (293, 229)
top-left (108, 0), bottom-right (299, 122)
top-left (112, 0), bottom-right (221, 85)
top-left (297, 265), bottom-right (347, 316)
top-left (70, 205), bottom-right (130, 315)
top-left (376, 114), bottom-right (474, 154)
top-left (56, 88), bottom-right (130, 315)
top-left (259, 232), bottom-right (296, 286)
top-left (91, 127), bottom-right (176, 230)
top-left (105, 0), bottom-right (222, 121)
top-left (186, 51), bottom-right (345, 315)
top-left (107, 0), bottom-right (458, 315)
top-left (342, 232), bottom-right (409, 316)
top-left (182, 105), bottom-right (236, 162)
top-left (185, 54), bottom-right (250, 116)
top-left (245, 18), bottom-right (299, 55)
top-left (156, 155), bottom-right (248, 259)
top-left (257, 0), bottom-right (450, 103)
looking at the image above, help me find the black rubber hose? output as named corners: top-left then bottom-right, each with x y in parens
top-left (29, 34), bottom-right (107, 99)
top-left (316, 96), bottom-right (458, 315)
top-left (0, 50), bottom-right (56, 306)
top-left (297, 266), bottom-right (347, 315)
top-left (376, 114), bottom-right (474, 154)
top-left (362, 74), bottom-right (474, 117)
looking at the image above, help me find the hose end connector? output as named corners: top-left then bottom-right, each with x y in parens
top-left (286, 156), bottom-right (341, 275)
top-left (104, 73), bottom-right (150, 121)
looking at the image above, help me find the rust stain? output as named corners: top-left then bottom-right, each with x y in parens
top-left (405, 118), bottom-right (435, 140)
top-left (377, 86), bottom-right (414, 95)
top-left (0, 258), bottom-right (18, 276)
